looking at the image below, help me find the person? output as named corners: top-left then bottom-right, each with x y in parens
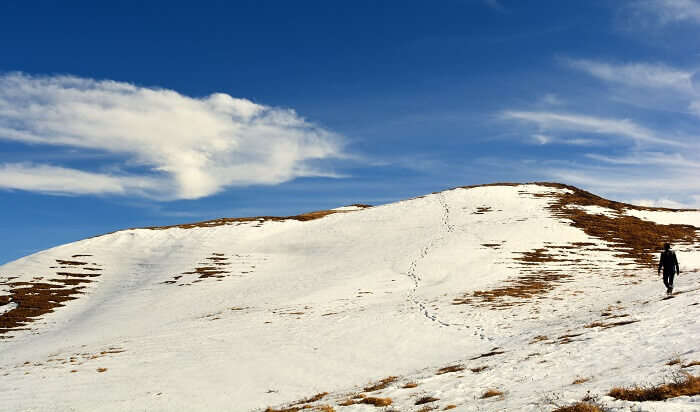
top-left (658, 243), bottom-right (680, 295)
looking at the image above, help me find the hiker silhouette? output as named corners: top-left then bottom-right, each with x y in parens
top-left (658, 243), bottom-right (680, 295)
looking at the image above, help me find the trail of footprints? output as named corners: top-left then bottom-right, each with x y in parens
top-left (163, 252), bottom-right (267, 286)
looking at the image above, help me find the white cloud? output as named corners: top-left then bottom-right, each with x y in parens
top-left (566, 59), bottom-right (696, 94)
top-left (629, 197), bottom-right (692, 208)
top-left (634, 0), bottom-right (700, 24)
top-left (0, 73), bottom-right (345, 199)
top-left (586, 152), bottom-right (700, 168)
top-left (0, 163), bottom-right (160, 195)
top-left (530, 134), bottom-right (597, 146)
top-left (503, 110), bottom-right (677, 145)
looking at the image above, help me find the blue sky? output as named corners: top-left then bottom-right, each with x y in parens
top-left (2, 0), bottom-right (700, 264)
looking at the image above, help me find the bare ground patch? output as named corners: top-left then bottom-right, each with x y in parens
top-left (608, 373), bottom-right (700, 401)
top-left (1, 258), bottom-right (102, 337)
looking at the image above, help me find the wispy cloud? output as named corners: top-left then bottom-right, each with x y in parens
top-left (0, 73), bottom-right (345, 199)
top-left (0, 163), bottom-right (159, 196)
top-left (565, 59), bottom-right (696, 93)
top-left (503, 110), bottom-right (677, 145)
top-left (633, 0), bottom-right (700, 24)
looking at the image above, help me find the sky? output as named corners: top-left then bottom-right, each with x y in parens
top-left (1, 0), bottom-right (700, 264)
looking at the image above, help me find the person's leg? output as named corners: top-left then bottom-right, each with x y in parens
top-left (663, 272), bottom-right (671, 289)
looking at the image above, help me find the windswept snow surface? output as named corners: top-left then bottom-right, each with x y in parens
top-left (1, 184), bottom-right (699, 411)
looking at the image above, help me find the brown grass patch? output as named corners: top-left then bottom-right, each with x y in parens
top-left (144, 205), bottom-right (372, 230)
top-left (552, 402), bottom-right (603, 412)
top-left (572, 377), bottom-right (589, 385)
top-left (453, 270), bottom-right (571, 308)
top-left (608, 374), bottom-right (700, 401)
top-left (530, 335), bottom-right (549, 343)
top-left (443, 406), bottom-right (457, 410)
top-left (584, 320), bottom-right (638, 329)
top-left (436, 365), bottom-right (464, 375)
top-left (481, 389), bottom-right (503, 398)
top-left (291, 392), bottom-right (328, 405)
top-left (539, 183), bottom-right (699, 266)
top-left (0, 272), bottom-right (99, 336)
top-left (359, 397), bottom-right (392, 406)
top-left (452, 183), bottom-right (698, 308)
top-left (471, 366), bottom-right (488, 373)
top-left (55, 259), bottom-right (88, 266)
top-left (402, 382), bottom-right (419, 388)
top-left (473, 206), bottom-right (493, 214)
top-left (470, 350), bottom-right (505, 360)
top-left (415, 396), bottom-right (439, 405)
top-left (364, 376), bottom-right (399, 392)
top-left (96, 367), bottom-right (107, 372)
top-left (682, 361), bottom-right (700, 368)
top-left (314, 406), bottom-right (334, 412)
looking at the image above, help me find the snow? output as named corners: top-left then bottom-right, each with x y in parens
top-left (625, 208), bottom-right (700, 227)
top-left (566, 204), bottom-right (620, 218)
top-left (0, 183), bottom-right (699, 411)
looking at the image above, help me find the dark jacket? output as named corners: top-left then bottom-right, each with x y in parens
top-left (658, 249), bottom-right (679, 274)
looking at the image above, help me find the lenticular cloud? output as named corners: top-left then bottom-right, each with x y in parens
top-left (0, 73), bottom-right (344, 199)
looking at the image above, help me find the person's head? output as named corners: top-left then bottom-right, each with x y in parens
top-left (664, 242), bottom-right (671, 251)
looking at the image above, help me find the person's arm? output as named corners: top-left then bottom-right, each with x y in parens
top-left (658, 252), bottom-right (663, 274)
top-left (674, 252), bottom-right (680, 274)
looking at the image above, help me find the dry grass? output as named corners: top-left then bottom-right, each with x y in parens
top-left (291, 392), bottom-right (328, 405)
top-left (572, 377), bottom-right (589, 385)
top-left (470, 350), bottom-right (505, 360)
top-left (667, 357), bottom-right (681, 366)
top-left (402, 382), bottom-right (419, 388)
top-left (540, 183), bottom-right (699, 266)
top-left (443, 406), bottom-right (457, 410)
top-left (359, 397), bottom-right (392, 406)
top-left (584, 320), bottom-right (638, 329)
top-left (96, 367), bottom-right (107, 373)
top-left (436, 365), bottom-right (464, 375)
top-left (608, 374), bottom-right (700, 401)
top-left (481, 389), bottom-right (503, 399)
top-left (453, 270), bottom-right (571, 308)
top-left (454, 182), bottom-right (699, 309)
top-left (363, 376), bottom-right (398, 392)
top-left (470, 366), bottom-right (488, 373)
top-left (682, 361), bottom-right (700, 368)
top-left (1, 258), bottom-right (105, 336)
top-left (552, 402), bottom-right (603, 412)
top-left (415, 396), bottom-right (439, 405)
top-left (314, 406), bottom-right (334, 412)
top-left (145, 205), bottom-right (372, 230)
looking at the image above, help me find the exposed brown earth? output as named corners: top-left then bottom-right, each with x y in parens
top-left (436, 365), bottom-right (464, 375)
top-left (552, 402), bottom-right (603, 412)
top-left (481, 389), bottom-right (503, 398)
top-left (608, 374), bottom-right (700, 401)
top-left (363, 376), bottom-right (398, 392)
top-left (144, 204), bottom-right (372, 230)
top-left (0, 258), bottom-right (102, 336)
top-left (453, 183), bottom-right (699, 309)
top-left (470, 349), bottom-right (505, 360)
top-left (537, 183), bottom-right (699, 265)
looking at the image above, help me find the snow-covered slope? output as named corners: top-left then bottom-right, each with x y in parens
top-left (1, 183), bottom-right (699, 411)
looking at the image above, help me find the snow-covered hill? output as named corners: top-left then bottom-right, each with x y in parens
top-left (1, 183), bottom-right (699, 411)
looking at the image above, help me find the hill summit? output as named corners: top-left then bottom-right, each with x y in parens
top-left (1, 182), bottom-right (699, 411)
